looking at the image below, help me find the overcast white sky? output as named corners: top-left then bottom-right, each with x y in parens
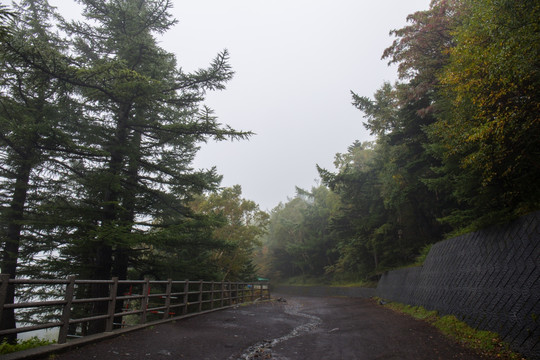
top-left (48, 0), bottom-right (431, 211)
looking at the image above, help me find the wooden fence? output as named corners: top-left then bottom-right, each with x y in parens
top-left (0, 275), bottom-right (270, 344)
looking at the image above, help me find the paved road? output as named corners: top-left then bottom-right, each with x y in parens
top-left (48, 295), bottom-right (488, 360)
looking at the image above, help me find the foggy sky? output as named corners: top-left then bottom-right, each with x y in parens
top-left (48, 0), bottom-right (431, 211)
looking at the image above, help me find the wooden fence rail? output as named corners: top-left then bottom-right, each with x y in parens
top-left (0, 274), bottom-right (270, 344)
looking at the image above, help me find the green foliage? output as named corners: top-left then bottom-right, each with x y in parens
top-left (320, 94), bottom-right (446, 279)
top-left (18, 0), bottom-right (251, 282)
top-left (190, 185), bottom-right (269, 281)
top-left (431, 0), bottom-right (540, 229)
top-left (127, 215), bottom-right (228, 281)
top-left (384, 301), bottom-right (439, 321)
top-left (0, 337), bottom-right (55, 355)
top-left (347, 0), bottom-right (537, 274)
top-left (0, 4), bottom-right (14, 41)
top-left (263, 0), bottom-right (539, 284)
top-left (351, 83), bottom-right (398, 136)
top-left (277, 275), bottom-right (377, 288)
top-left (413, 244), bottom-right (432, 266)
top-left (0, 2), bottom-right (260, 339)
top-left (278, 276), bottom-right (330, 286)
top-left (0, 0), bottom-right (85, 337)
top-left (0, 2), bottom-right (266, 340)
top-left (259, 185), bottom-right (341, 281)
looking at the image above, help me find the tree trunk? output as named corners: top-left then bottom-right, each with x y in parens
top-left (88, 105), bottom-right (131, 334)
top-left (1, 161), bottom-right (32, 343)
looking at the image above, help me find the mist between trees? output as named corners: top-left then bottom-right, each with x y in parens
top-left (254, 0), bottom-right (540, 284)
top-left (0, 0), bottom-right (539, 341)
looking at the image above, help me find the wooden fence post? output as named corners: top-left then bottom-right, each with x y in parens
top-left (228, 282), bottom-right (232, 306)
top-left (220, 282), bottom-right (224, 308)
top-left (183, 280), bottom-right (189, 315)
top-left (210, 281), bottom-right (215, 310)
top-left (105, 277), bottom-right (118, 331)
top-left (140, 278), bottom-right (150, 324)
top-left (251, 282), bottom-right (255, 301)
top-left (198, 280), bottom-right (203, 312)
top-left (0, 274), bottom-right (10, 326)
top-left (163, 279), bottom-right (172, 320)
top-left (58, 276), bottom-right (76, 344)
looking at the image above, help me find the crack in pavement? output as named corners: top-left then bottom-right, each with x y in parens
top-left (231, 300), bottom-right (322, 360)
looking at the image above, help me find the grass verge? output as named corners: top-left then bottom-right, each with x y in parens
top-left (277, 275), bottom-right (377, 288)
top-left (0, 337), bottom-right (55, 355)
top-left (376, 299), bottom-right (526, 360)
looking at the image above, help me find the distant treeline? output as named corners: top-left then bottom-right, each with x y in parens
top-left (256, 0), bottom-right (540, 282)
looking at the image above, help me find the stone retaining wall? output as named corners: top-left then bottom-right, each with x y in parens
top-left (376, 211), bottom-right (540, 359)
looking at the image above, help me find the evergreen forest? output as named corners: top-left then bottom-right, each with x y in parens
top-left (0, 0), bottom-right (539, 313)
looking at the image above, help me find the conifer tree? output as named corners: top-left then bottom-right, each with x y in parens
top-left (40, 0), bottom-right (249, 332)
top-left (1, 0), bottom-right (250, 335)
top-left (0, 0), bottom-right (78, 340)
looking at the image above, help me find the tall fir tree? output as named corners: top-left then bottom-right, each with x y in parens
top-left (1, 0), bottom-right (251, 335)
top-left (53, 0), bottom-right (250, 332)
top-left (44, 0), bottom-right (250, 282)
top-left (0, 0), bottom-right (79, 341)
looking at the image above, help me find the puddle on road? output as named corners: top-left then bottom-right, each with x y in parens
top-left (231, 301), bottom-right (322, 360)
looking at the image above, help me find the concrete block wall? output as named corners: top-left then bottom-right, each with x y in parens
top-left (376, 211), bottom-right (540, 359)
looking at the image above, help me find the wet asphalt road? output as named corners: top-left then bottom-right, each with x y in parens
top-left (48, 295), bottom-right (488, 360)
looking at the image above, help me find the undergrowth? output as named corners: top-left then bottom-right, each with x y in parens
top-left (377, 299), bottom-right (526, 360)
top-left (278, 275), bottom-right (377, 288)
top-left (0, 337), bottom-right (55, 355)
